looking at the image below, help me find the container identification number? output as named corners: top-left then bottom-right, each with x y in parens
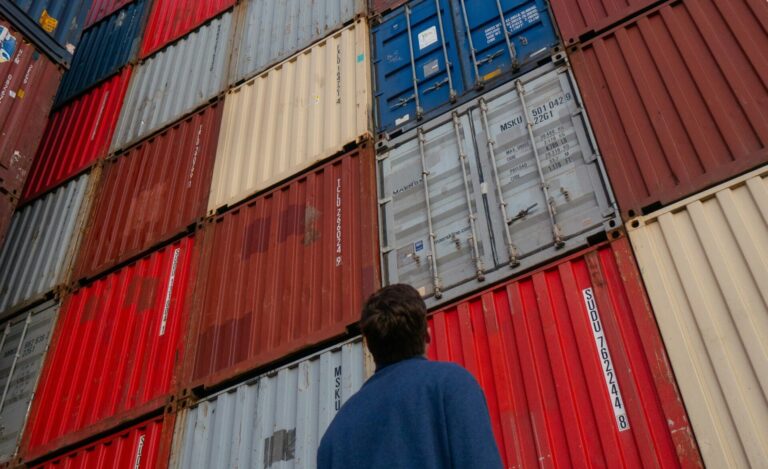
top-left (582, 287), bottom-right (630, 432)
top-left (133, 434), bottom-right (145, 469)
top-left (159, 248), bottom-right (181, 336)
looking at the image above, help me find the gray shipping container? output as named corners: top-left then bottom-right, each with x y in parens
top-left (110, 12), bottom-right (234, 154)
top-left (169, 339), bottom-right (372, 469)
top-left (0, 301), bottom-right (59, 463)
top-left (0, 173), bottom-right (93, 315)
top-left (230, 0), bottom-right (365, 84)
top-left (378, 62), bottom-right (618, 309)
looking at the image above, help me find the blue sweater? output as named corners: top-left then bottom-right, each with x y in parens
top-left (317, 357), bottom-right (503, 469)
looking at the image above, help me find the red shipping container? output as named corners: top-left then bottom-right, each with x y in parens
top-left (370, 0), bottom-right (407, 15)
top-left (28, 413), bottom-right (175, 468)
top-left (84, 0), bottom-right (137, 28)
top-left (428, 237), bottom-right (703, 468)
top-left (0, 20), bottom-right (62, 197)
top-left (21, 236), bottom-right (197, 461)
top-left (549, 0), bottom-right (658, 45)
top-left (139, 0), bottom-right (235, 58)
top-left (22, 68), bottom-right (132, 202)
top-left (569, 0), bottom-right (768, 219)
top-left (186, 144), bottom-right (379, 390)
top-left (0, 188), bottom-right (15, 248)
top-left (73, 102), bottom-right (221, 281)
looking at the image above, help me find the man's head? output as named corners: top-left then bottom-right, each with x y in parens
top-left (360, 284), bottom-right (429, 366)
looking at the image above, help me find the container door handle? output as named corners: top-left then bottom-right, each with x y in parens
top-left (404, 5), bottom-right (424, 120)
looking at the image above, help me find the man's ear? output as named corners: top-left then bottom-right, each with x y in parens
top-left (426, 326), bottom-right (431, 344)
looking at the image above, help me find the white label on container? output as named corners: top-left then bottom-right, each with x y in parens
top-left (335, 178), bottom-right (342, 267)
top-left (188, 124), bottom-right (203, 188)
top-left (159, 248), bottom-right (181, 336)
top-left (418, 26), bottom-right (438, 50)
top-left (395, 114), bottom-right (410, 126)
top-left (133, 434), bottom-right (145, 469)
top-left (583, 288), bottom-right (630, 432)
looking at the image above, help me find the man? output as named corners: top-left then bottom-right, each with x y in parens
top-left (318, 284), bottom-right (503, 469)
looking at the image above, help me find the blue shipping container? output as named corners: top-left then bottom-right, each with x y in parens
top-left (53, 0), bottom-right (147, 107)
top-left (372, 0), bottom-right (558, 136)
top-left (0, 0), bottom-right (93, 64)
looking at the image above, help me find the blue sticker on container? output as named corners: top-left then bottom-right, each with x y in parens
top-left (415, 240), bottom-right (424, 252)
top-left (357, 53), bottom-right (365, 63)
top-left (0, 26), bottom-right (18, 63)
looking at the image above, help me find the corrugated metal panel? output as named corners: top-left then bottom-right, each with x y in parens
top-left (372, 0), bottom-right (559, 136)
top-left (549, 0), bottom-right (658, 45)
top-left (0, 172), bottom-right (93, 315)
top-left (110, 11), bottom-right (233, 154)
top-left (83, 0), bottom-right (133, 28)
top-left (189, 146), bottom-right (379, 390)
top-left (569, 0), bottom-right (768, 220)
top-left (140, 0), bottom-right (235, 59)
top-left (74, 103), bottom-right (221, 281)
top-left (428, 238), bottom-right (702, 468)
top-left (626, 165), bottom-right (768, 468)
top-left (0, 190), bottom-right (14, 249)
top-left (0, 300), bottom-right (58, 464)
top-left (4, 0), bottom-right (92, 56)
top-left (53, 0), bottom-right (147, 107)
top-left (22, 67), bottom-right (131, 203)
top-left (209, 20), bottom-right (371, 212)
top-left (29, 414), bottom-right (175, 469)
top-left (0, 20), bottom-right (62, 197)
top-left (22, 236), bottom-right (196, 460)
top-left (379, 63), bottom-right (618, 309)
top-left (370, 0), bottom-right (407, 15)
top-left (170, 339), bottom-right (372, 468)
top-left (230, 0), bottom-right (365, 84)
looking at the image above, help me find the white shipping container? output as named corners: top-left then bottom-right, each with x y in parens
top-left (169, 339), bottom-right (372, 468)
top-left (0, 301), bottom-right (58, 463)
top-left (0, 173), bottom-right (95, 315)
top-left (627, 165), bottom-right (768, 468)
top-left (208, 19), bottom-right (372, 212)
top-left (110, 12), bottom-right (234, 154)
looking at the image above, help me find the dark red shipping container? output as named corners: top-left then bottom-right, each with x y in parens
top-left (186, 143), bottom-right (379, 390)
top-left (84, 0), bottom-right (136, 28)
top-left (549, 0), bottom-right (659, 45)
top-left (139, 0), bottom-right (235, 58)
top-left (370, 0), bottom-right (407, 15)
top-left (0, 19), bottom-right (62, 197)
top-left (28, 413), bottom-right (175, 468)
top-left (0, 188), bottom-right (16, 248)
top-left (569, 0), bottom-right (768, 219)
top-left (21, 236), bottom-right (197, 461)
top-left (428, 237), bottom-right (703, 468)
top-left (73, 102), bottom-right (221, 281)
top-left (22, 68), bottom-right (132, 202)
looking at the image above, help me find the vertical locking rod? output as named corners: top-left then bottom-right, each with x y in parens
top-left (417, 128), bottom-right (443, 298)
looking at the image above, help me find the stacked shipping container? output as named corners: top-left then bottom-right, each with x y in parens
top-left (0, 0), bottom-right (763, 466)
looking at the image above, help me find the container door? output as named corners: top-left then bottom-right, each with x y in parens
top-left (373, 0), bottom-right (464, 135)
top-left (472, 66), bottom-right (616, 270)
top-left (378, 110), bottom-right (492, 303)
top-left (451, 0), bottom-right (558, 87)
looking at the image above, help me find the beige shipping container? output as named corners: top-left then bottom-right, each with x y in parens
top-left (627, 165), bottom-right (768, 468)
top-left (208, 19), bottom-right (372, 212)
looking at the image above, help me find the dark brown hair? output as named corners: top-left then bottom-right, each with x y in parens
top-left (360, 284), bottom-right (428, 366)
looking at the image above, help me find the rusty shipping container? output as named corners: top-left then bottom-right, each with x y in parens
top-left (21, 236), bottom-right (196, 461)
top-left (22, 67), bottom-right (132, 202)
top-left (369, 0), bottom-right (406, 15)
top-left (0, 19), bottom-right (62, 197)
top-left (627, 165), bottom-right (768, 468)
top-left (0, 301), bottom-right (58, 464)
top-left (428, 237), bottom-right (702, 468)
top-left (208, 19), bottom-right (371, 212)
top-left (549, 0), bottom-right (660, 45)
top-left (0, 189), bottom-right (15, 248)
top-left (83, 0), bottom-right (134, 28)
top-left (187, 145), bottom-right (379, 390)
top-left (569, 0), bottom-right (768, 220)
top-left (27, 413), bottom-right (175, 468)
top-left (74, 102), bottom-right (221, 282)
top-left (140, 0), bottom-right (235, 58)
